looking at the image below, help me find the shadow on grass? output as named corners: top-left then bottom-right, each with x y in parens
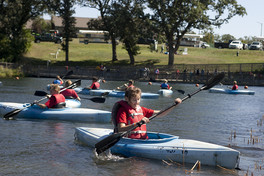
top-left (21, 57), bottom-right (160, 66)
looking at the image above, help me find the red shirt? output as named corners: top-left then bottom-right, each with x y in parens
top-left (45, 94), bottom-right (65, 108)
top-left (117, 106), bottom-right (154, 125)
top-left (60, 89), bottom-right (78, 99)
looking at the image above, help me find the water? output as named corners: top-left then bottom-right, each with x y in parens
top-left (0, 77), bottom-right (263, 176)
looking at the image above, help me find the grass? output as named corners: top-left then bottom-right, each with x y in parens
top-left (23, 39), bottom-right (264, 66)
top-left (0, 66), bottom-right (24, 78)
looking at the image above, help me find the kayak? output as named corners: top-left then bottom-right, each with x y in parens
top-left (0, 102), bottom-right (111, 123)
top-left (65, 99), bottom-right (81, 108)
top-left (74, 127), bottom-right (240, 169)
top-left (209, 88), bottom-right (255, 95)
top-left (75, 88), bottom-right (160, 99)
top-left (157, 89), bottom-right (173, 96)
top-left (108, 90), bottom-right (159, 99)
top-left (75, 88), bottom-right (113, 96)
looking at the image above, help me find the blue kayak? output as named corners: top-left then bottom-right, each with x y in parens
top-left (75, 88), bottom-right (159, 99)
top-left (209, 88), bottom-right (255, 95)
top-left (0, 102), bottom-right (111, 123)
top-left (75, 127), bottom-right (240, 169)
top-left (108, 90), bottom-right (159, 99)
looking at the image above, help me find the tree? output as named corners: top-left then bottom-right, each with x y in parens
top-left (32, 17), bottom-right (52, 34)
top-left (147, 0), bottom-right (246, 66)
top-left (203, 30), bottom-right (214, 45)
top-left (0, 0), bottom-right (46, 62)
top-left (48, 0), bottom-right (76, 65)
top-left (80, 0), bottom-right (119, 62)
top-left (111, 0), bottom-right (146, 65)
top-left (221, 34), bottom-right (236, 43)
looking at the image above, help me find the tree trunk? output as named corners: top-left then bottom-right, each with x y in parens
top-left (111, 37), bottom-right (118, 62)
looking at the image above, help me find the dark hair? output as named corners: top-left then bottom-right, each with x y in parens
top-left (128, 79), bottom-right (134, 84)
top-left (125, 87), bottom-right (141, 100)
top-left (92, 77), bottom-right (98, 81)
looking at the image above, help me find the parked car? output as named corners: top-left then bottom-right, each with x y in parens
top-left (249, 41), bottom-right (263, 50)
top-left (201, 42), bottom-right (210, 48)
top-left (229, 40), bottom-right (243, 50)
top-left (34, 33), bottom-right (63, 44)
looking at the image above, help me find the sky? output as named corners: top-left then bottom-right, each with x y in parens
top-left (44, 0), bottom-right (264, 39)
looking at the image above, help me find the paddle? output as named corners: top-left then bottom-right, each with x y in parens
top-left (61, 70), bottom-right (73, 79)
top-left (34, 90), bottom-right (106, 103)
top-left (3, 80), bottom-right (81, 120)
top-left (95, 73), bottom-right (225, 154)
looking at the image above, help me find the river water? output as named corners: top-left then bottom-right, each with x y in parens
top-left (0, 77), bottom-right (263, 176)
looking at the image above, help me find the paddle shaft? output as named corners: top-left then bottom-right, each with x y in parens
top-left (95, 73), bottom-right (225, 154)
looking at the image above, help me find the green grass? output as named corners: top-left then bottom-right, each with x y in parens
top-left (23, 39), bottom-right (264, 66)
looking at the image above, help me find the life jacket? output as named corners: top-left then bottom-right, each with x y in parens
top-left (47, 94), bottom-right (66, 108)
top-left (53, 80), bottom-right (62, 85)
top-left (160, 83), bottom-right (169, 89)
top-left (60, 89), bottom-right (77, 99)
top-left (232, 85), bottom-right (238, 90)
top-left (91, 82), bottom-right (100, 89)
top-left (111, 100), bottom-right (148, 139)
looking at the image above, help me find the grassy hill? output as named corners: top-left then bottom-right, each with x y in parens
top-left (23, 39), bottom-right (264, 66)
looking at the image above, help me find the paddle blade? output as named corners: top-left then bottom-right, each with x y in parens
top-left (95, 133), bottom-right (122, 154)
top-left (89, 97), bottom-right (106, 103)
top-left (202, 73), bottom-right (225, 90)
top-left (3, 109), bottom-right (22, 119)
top-left (177, 89), bottom-right (185, 94)
top-left (61, 70), bottom-right (73, 79)
top-left (34, 91), bottom-right (48, 96)
top-left (71, 79), bottom-right (81, 89)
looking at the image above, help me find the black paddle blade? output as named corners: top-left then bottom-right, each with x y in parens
top-left (95, 133), bottom-right (122, 154)
top-left (3, 109), bottom-right (22, 119)
top-left (34, 91), bottom-right (48, 96)
top-left (89, 97), bottom-right (106, 103)
top-left (177, 90), bottom-right (185, 94)
top-left (70, 79), bottom-right (81, 89)
top-left (61, 70), bottom-right (73, 79)
top-left (202, 73), bottom-right (225, 90)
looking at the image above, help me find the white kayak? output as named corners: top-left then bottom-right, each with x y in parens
top-left (209, 88), bottom-right (255, 95)
top-left (65, 99), bottom-right (81, 108)
top-left (0, 102), bottom-right (111, 123)
top-left (75, 88), bottom-right (160, 99)
top-left (157, 89), bottom-right (173, 96)
top-left (74, 127), bottom-right (240, 169)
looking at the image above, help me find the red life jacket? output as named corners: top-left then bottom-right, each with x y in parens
top-left (91, 82), bottom-right (100, 89)
top-left (112, 100), bottom-right (148, 139)
top-left (45, 94), bottom-right (66, 108)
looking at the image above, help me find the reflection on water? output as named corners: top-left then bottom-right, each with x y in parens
top-left (0, 77), bottom-right (263, 175)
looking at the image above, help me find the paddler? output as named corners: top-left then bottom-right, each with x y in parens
top-left (160, 79), bottom-right (172, 90)
top-left (112, 86), bottom-right (181, 139)
top-left (85, 77), bottom-right (100, 90)
top-left (116, 79), bottom-right (134, 91)
top-left (231, 81), bottom-right (238, 90)
top-left (36, 84), bottom-right (66, 108)
top-left (60, 80), bottom-right (81, 101)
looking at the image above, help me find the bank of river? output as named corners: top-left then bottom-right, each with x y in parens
top-left (0, 77), bottom-right (263, 176)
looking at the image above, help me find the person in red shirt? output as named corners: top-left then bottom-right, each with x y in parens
top-left (86, 77), bottom-right (100, 89)
top-left (36, 84), bottom-right (66, 108)
top-left (232, 81), bottom-right (238, 90)
top-left (60, 80), bottom-right (81, 101)
top-left (116, 79), bottom-right (134, 91)
top-left (112, 87), bottom-right (182, 139)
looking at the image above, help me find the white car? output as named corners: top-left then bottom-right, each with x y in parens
top-left (249, 41), bottom-right (263, 50)
top-left (201, 42), bottom-right (210, 48)
top-left (229, 40), bottom-right (243, 49)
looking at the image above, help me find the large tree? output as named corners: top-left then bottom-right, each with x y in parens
top-left (81, 0), bottom-right (119, 62)
top-left (48, 0), bottom-right (76, 65)
top-left (0, 0), bottom-right (46, 62)
top-left (147, 0), bottom-right (247, 66)
top-left (111, 0), bottom-right (146, 65)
